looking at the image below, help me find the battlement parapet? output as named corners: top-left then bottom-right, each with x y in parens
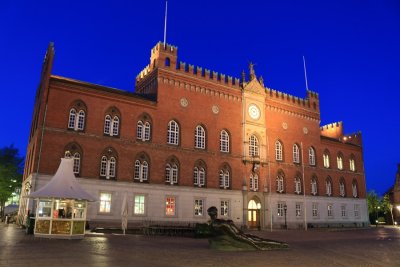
top-left (320, 121), bottom-right (344, 139)
top-left (307, 89), bottom-right (319, 99)
top-left (341, 131), bottom-right (362, 146)
top-left (320, 121), bottom-right (343, 131)
top-left (266, 88), bottom-right (318, 110)
top-left (152, 42), bottom-right (178, 56)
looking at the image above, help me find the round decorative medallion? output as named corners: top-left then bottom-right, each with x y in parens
top-left (212, 105), bottom-right (219, 114)
top-left (303, 127), bottom-right (309, 134)
top-left (282, 122), bottom-right (288, 130)
top-left (248, 104), bottom-right (261, 120)
top-left (180, 98), bottom-right (188, 107)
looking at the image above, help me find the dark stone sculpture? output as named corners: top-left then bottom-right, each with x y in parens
top-left (207, 206), bottom-right (288, 251)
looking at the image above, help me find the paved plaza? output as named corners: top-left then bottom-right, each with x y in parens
top-left (1, 223), bottom-right (400, 267)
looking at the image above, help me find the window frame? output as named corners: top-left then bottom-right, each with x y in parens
top-left (249, 135), bottom-right (260, 157)
top-left (167, 120), bottom-right (179, 145)
top-left (195, 125), bottom-right (206, 149)
top-left (99, 192), bottom-right (112, 213)
top-left (293, 144), bottom-right (300, 164)
top-left (220, 130), bottom-right (230, 153)
top-left (275, 140), bottom-right (283, 161)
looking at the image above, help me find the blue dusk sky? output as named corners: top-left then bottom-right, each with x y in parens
top-left (1, 1), bottom-right (399, 195)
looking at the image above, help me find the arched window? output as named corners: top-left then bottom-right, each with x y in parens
top-left (250, 173), bottom-right (259, 191)
top-left (337, 153), bottom-right (344, 170)
top-left (220, 130), bottom-right (230, 153)
top-left (68, 109), bottom-right (77, 129)
top-left (308, 147), bottom-right (316, 166)
top-left (73, 152), bottom-right (81, 175)
top-left (311, 176), bottom-right (318, 195)
top-left (165, 159), bottom-right (179, 185)
top-left (219, 165), bottom-right (231, 189)
top-left (104, 115), bottom-right (111, 134)
top-left (294, 176), bottom-right (302, 194)
top-left (195, 125), bottom-right (206, 149)
top-left (325, 177), bottom-right (332, 196)
top-left (293, 144), bottom-right (300, 163)
top-left (323, 150), bottom-right (330, 168)
top-left (104, 107), bottom-right (121, 137)
top-left (112, 116), bottom-right (119, 136)
top-left (137, 121), bottom-right (151, 141)
top-left (352, 180), bottom-right (358, 198)
top-left (275, 140), bottom-right (283, 161)
top-left (249, 135), bottom-right (259, 157)
top-left (193, 167), bottom-right (206, 187)
top-left (167, 120), bottom-right (179, 145)
top-left (276, 171), bottom-right (285, 193)
top-left (339, 178), bottom-right (346, 197)
top-left (349, 156), bottom-right (356, 172)
top-left (134, 158), bottom-right (149, 183)
top-left (99, 148), bottom-right (117, 180)
top-left (165, 57), bottom-right (171, 67)
top-left (67, 100), bottom-right (87, 131)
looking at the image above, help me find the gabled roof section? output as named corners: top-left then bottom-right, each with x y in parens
top-left (29, 158), bottom-right (96, 201)
top-left (243, 77), bottom-right (266, 95)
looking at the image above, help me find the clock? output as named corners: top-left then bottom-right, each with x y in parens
top-left (248, 104), bottom-right (260, 120)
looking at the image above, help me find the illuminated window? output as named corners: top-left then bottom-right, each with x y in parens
top-left (165, 197), bottom-right (176, 216)
top-left (99, 192), bottom-right (112, 213)
top-left (339, 179), bottom-right (346, 197)
top-left (293, 144), bottom-right (300, 163)
top-left (352, 181), bottom-right (358, 198)
top-left (134, 195), bottom-right (145, 215)
top-left (276, 172), bottom-right (284, 193)
top-left (326, 178), bottom-right (332, 196)
top-left (337, 153), bottom-right (343, 170)
top-left (349, 157), bottom-right (356, 172)
top-left (220, 130), bottom-right (229, 153)
top-left (193, 166), bottom-right (206, 187)
top-left (195, 125), bottom-right (206, 149)
top-left (104, 115), bottom-right (120, 137)
top-left (220, 200), bottom-right (229, 217)
top-left (165, 163), bottom-right (178, 185)
top-left (194, 199), bottom-right (204, 216)
top-left (327, 204), bottom-right (333, 217)
top-left (137, 121), bottom-right (151, 141)
top-left (249, 135), bottom-right (259, 157)
top-left (294, 176), bottom-right (301, 194)
top-left (167, 120), bottom-right (179, 145)
top-left (323, 151), bottom-right (330, 168)
top-left (250, 173), bottom-right (259, 191)
top-left (134, 160), bottom-right (148, 182)
top-left (275, 140), bottom-right (283, 161)
top-left (219, 167), bottom-right (230, 189)
top-left (312, 203), bottom-right (318, 217)
top-left (308, 147), bottom-right (316, 166)
top-left (341, 205), bottom-right (346, 217)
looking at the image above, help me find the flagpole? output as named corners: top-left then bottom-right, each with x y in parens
top-left (163, 1), bottom-right (168, 48)
top-left (303, 56), bottom-right (309, 90)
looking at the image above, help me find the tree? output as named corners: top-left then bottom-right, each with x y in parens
top-left (367, 190), bottom-right (380, 225)
top-left (0, 145), bottom-right (24, 218)
top-left (381, 194), bottom-right (394, 225)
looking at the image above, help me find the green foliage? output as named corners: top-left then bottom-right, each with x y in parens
top-left (0, 145), bottom-right (24, 217)
top-left (367, 190), bottom-right (379, 214)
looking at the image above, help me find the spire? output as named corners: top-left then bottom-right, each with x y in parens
top-left (249, 62), bottom-right (256, 80)
top-left (241, 70), bottom-right (246, 84)
top-left (259, 75), bottom-right (264, 87)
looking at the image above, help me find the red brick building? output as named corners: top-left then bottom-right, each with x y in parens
top-left (19, 42), bottom-right (368, 229)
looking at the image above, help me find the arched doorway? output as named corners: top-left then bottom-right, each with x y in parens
top-left (248, 199), bottom-right (261, 229)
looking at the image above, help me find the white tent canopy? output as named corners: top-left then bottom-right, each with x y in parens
top-left (29, 158), bottom-right (96, 201)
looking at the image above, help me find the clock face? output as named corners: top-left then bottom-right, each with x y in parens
top-left (248, 104), bottom-right (260, 120)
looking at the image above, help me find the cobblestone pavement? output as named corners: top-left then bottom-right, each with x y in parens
top-left (1, 223), bottom-right (400, 267)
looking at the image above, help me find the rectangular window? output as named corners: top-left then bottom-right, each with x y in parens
top-left (194, 199), bottom-right (204, 216)
top-left (220, 200), bottom-right (229, 217)
top-left (341, 205), bottom-right (346, 217)
top-left (312, 203), bottom-right (318, 217)
top-left (166, 197), bottom-right (176, 216)
top-left (99, 192), bottom-right (112, 213)
top-left (37, 200), bottom-right (52, 218)
top-left (327, 204), bottom-right (333, 217)
top-left (295, 203), bottom-right (302, 217)
top-left (134, 195), bottom-right (145, 215)
top-left (354, 204), bottom-right (360, 217)
top-left (277, 202), bottom-right (285, 217)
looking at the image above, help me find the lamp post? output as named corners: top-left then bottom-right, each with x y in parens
top-left (284, 204), bottom-right (287, 230)
top-left (375, 206), bottom-right (380, 227)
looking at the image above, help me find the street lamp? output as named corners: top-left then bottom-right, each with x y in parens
top-left (375, 206), bottom-right (380, 227)
top-left (284, 204), bottom-right (287, 230)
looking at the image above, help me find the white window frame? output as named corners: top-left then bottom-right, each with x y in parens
top-left (275, 141), bottom-right (283, 161)
top-left (250, 173), bottom-right (259, 191)
top-left (308, 147), bottom-right (316, 166)
top-left (220, 130), bottom-right (229, 153)
top-left (312, 203), bottom-right (318, 217)
top-left (167, 120), bottom-right (179, 145)
top-left (73, 152), bottom-right (81, 175)
top-left (352, 182), bottom-right (358, 198)
top-left (77, 110), bottom-right (85, 130)
top-left (327, 204), bottom-right (333, 217)
top-left (133, 194), bottom-right (146, 215)
top-left (276, 174), bottom-right (284, 193)
top-left (277, 202), bottom-right (285, 217)
top-left (326, 179), bottom-right (332, 196)
top-left (165, 163), bottom-right (178, 185)
top-left (311, 178), bottom-right (317, 195)
top-left (195, 125), bottom-right (206, 149)
top-left (349, 158), bottom-right (356, 172)
top-left (249, 135), bottom-right (259, 157)
top-left (294, 177), bottom-right (301, 194)
top-left (219, 170), bottom-right (230, 189)
top-left (339, 181), bottom-right (345, 197)
top-left (193, 167), bottom-right (205, 187)
top-left (134, 160), bottom-right (148, 182)
top-left (68, 108), bottom-right (77, 129)
top-left (100, 156), bottom-right (116, 179)
top-left (99, 192), bottom-right (112, 213)
top-left (337, 155), bottom-right (343, 170)
top-left (104, 115), bottom-right (120, 137)
top-left (341, 205), bottom-right (346, 217)
top-left (220, 200), bottom-right (229, 217)
top-left (295, 203), bottom-right (302, 217)
top-left (323, 153), bottom-right (330, 168)
top-left (194, 199), bottom-right (204, 217)
top-left (293, 144), bottom-right (300, 163)
top-left (354, 204), bottom-right (360, 217)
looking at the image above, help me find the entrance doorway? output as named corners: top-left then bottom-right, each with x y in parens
top-left (248, 199), bottom-right (261, 229)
